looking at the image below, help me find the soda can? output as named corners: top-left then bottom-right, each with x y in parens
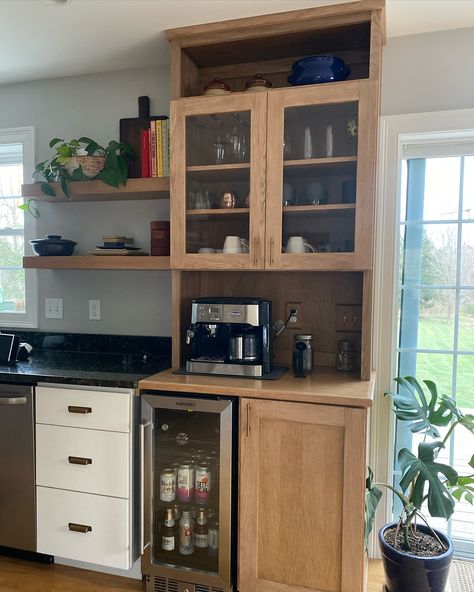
top-left (195, 464), bottom-right (212, 505)
top-left (179, 510), bottom-right (194, 555)
top-left (177, 463), bottom-right (195, 503)
top-left (160, 468), bottom-right (176, 502)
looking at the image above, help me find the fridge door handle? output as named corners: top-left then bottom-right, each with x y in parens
top-left (0, 396), bottom-right (27, 405)
top-left (140, 420), bottom-right (151, 555)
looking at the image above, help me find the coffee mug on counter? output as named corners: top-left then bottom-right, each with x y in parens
top-left (223, 236), bottom-right (249, 254)
top-left (285, 236), bottom-right (317, 254)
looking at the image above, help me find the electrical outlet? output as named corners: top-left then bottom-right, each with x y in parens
top-left (285, 301), bottom-right (302, 330)
top-left (89, 299), bottom-right (101, 321)
top-left (335, 304), bottom-right (362, 332)
top-left (45, 298), bottom-right (63, 319)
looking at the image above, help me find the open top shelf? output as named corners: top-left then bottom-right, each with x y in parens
top-left (21, 177), bottom-right (170, 202)
top-left (23, 256), bottom-right (171, 270)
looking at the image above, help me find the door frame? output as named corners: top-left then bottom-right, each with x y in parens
top-left (370, 107), bottom-right (474, 557)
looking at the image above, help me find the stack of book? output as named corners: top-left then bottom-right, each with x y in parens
top-left (141, 117), bottom-right (170, 178)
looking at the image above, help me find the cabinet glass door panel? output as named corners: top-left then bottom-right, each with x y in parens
top-left (282, 102), bottom-right (358, 255)
top-left (185, 111), bottom-right (251, 255)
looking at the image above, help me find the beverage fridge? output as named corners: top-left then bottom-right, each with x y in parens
top-left (140, 392), bottom-right (237, 592)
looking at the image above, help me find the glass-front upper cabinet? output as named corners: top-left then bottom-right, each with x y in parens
top-left (171, 93), bottom-right (266, 269)
top-left (265, 81), bottom-right (377, 270)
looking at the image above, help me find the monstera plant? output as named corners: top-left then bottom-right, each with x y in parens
top-left (366, 376), bottom-right (474, 592)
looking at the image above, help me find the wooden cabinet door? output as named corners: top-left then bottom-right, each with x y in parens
top-left (265, 81), bottom-right (378, 271)
top-left (170, 93), bottom-right (267, 270)
top-left (239, 398), bottom-right (367, 592)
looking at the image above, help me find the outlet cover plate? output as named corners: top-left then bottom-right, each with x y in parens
top-left (335, 304), bottom-right (362, 332)
top-left (89, 299), bottom-right (101, 321)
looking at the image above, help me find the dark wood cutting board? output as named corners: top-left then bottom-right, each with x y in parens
top-left (119, 96), bottom-right (168, 178)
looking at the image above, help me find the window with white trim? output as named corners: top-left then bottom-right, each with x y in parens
top-left (395, 139), bottom-right (474, 558)
top-left (0, 127), bottom-right (37, 327)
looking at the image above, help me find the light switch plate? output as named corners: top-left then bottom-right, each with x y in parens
top-left (45, 298), bottom-right (63, 319)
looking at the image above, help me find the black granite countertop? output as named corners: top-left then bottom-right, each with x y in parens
top-left (0, 331), bottom-right (171, 389)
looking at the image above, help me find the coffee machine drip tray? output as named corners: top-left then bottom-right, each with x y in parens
top-left (186, 358), bottom-right (264, 377)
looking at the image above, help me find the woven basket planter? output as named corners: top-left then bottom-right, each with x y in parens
top-left (64, 155), bottom-right (106, 179)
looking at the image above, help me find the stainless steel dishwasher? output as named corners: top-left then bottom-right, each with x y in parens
top-left (0, 383), bottom-right (36, 552)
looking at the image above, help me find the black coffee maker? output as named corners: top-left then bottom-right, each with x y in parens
top-left (185, 297), bottom-right (272, 377)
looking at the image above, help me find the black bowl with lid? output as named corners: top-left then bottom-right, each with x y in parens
top-left (30, 235), bottom-right (77, 256)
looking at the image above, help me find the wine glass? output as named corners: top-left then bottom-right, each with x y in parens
top-left (226, 113), bottom-right (248, 162)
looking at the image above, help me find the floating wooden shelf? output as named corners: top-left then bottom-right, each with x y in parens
top-left (23, 256), bottom-right (171, 270)
top-left (21, 177), bottom-right (170, 202)
top-left (283, 203), bottom-right (356, 214)
top-left (187, 207), bottom-right (249, 218)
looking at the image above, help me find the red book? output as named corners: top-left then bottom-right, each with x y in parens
top-left (141, 129), bottom-right (150, 178)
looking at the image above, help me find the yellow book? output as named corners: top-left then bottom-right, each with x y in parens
top-left (156, 120), bottom-right (163, 177)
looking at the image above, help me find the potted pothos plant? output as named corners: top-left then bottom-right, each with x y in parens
top-left (366, 376), bottom-right (474, 592)
top-left (21, 137), bottom-right (136, 216)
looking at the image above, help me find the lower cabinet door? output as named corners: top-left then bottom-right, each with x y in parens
top-left (37, 487), bottom-right (130, 569)
top-left (238, 398), bottom-right (368, 592)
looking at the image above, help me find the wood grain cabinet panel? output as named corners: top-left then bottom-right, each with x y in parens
top-left (239, 398), bottom-right (368, 592)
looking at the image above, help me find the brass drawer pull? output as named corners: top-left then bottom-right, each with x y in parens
top-left (67, 405), bottom-right (92, 414)
top-left (68, 456), bottom-right (92, 466)
top-left (68, 523), bottom-right (92, 534)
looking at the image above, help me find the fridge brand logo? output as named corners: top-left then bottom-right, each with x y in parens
top-left (176, 401), bottom-right (196, 407)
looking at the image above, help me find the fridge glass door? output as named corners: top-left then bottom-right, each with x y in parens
top-left (143, 394), bottom-right (233, 585)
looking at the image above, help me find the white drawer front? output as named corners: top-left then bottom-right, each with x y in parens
top-left (36, 386), bottom-right (131, 432)
top-left (36, 424), bottom-right (129, 498)
top-left (37, 487), bottom-right (130, 569)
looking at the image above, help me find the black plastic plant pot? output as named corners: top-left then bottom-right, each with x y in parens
top-left (379, 522), bottom-right (453, 592)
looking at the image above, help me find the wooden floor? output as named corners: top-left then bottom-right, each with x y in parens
top-left (0, 556), bottom-right (386, 591)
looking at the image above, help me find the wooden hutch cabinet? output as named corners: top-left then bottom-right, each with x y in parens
top-left (171, 80), bottom-right (377, 271)
top-left (162, 2), bottom-right (385, 592)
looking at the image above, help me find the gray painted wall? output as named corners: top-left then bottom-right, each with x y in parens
top-left (381, 26), bottom-right (474, 115)
top-left (0, 66), bottom-right (172, 336)
top-left (1, 25), bottom-right (473, 335)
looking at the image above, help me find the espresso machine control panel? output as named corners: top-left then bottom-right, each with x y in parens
top-left (192, 302), bottom-right (260, 326)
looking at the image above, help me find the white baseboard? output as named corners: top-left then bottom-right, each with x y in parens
top-left (54, 556), bottom-right (142, 580)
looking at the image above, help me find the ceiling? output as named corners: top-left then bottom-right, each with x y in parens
top-left (1, 0), bottom-right (474, 85)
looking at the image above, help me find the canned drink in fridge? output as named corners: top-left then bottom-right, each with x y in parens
top-left (160, 468), bottom-right (176, 502)
top-left (195, 464), bottom-right (212, 505)
top-left (179, 510), bottom-right (194, 555)
top-left (177, 463), bottom-right (194, 503)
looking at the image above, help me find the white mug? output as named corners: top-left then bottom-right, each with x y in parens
top-left (223, 236), bottom-right (249, 254)
top-left (285, 236), bottom-right (317, 254)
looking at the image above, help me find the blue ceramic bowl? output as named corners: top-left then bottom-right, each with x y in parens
top-left (288, 55), bottom-right (351, 85)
